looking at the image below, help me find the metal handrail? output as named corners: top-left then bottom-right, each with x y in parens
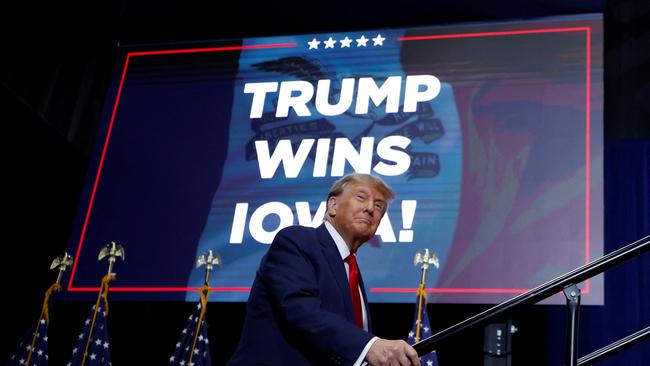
top-left (577, 326), bottom-right (650, 365)
top-left (413, 235), bottom-right (650, 355)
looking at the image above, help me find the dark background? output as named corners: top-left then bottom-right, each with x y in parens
top-left (2, 1), bottom-right (648, 365)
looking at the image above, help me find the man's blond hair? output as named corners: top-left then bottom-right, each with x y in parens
top-left (326, 173), bottom-right (395, 203)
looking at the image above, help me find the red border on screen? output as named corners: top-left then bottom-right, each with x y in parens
top-left (67, 26), bottom-right (594, 296)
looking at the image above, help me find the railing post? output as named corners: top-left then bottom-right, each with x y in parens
top-left (563, 284), bottom-right (581, 366)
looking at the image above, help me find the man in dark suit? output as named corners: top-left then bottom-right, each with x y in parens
top-left (228, 173), bottom-right (420, 366)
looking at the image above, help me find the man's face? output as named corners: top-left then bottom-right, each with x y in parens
top-left (327, 182), bottom-right (387, 252)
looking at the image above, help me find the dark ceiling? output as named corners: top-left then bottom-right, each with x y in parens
top-left (8, 0), bottom-right (649, 159)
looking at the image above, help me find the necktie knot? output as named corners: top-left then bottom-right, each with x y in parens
top-left (345, 254), bottom-right (357, 267)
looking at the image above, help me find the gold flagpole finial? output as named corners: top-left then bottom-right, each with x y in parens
top-left (50, 251), bottom-right (73, 285)
top-left (413, 248), bottom-right (439, 271)
top-left (413, 248), bottom-right (439, 288)
top-left (98, 241), bottom-right (125, 276)
top-left (196, 249), bottom-right (222, 287)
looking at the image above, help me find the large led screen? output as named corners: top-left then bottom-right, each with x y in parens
top-left (66, 15), bottom-right (604, 304)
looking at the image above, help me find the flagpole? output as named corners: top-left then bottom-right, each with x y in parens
top-left (188, 285), bottom-right (210, 366)
top-left (188, 250), bottom-right (221, 365)
top-left (80, 242), bottom-right (124, 366)
top-left (415, 267), bottom-right (428, 342)
top-left (25, 252), bottom-right (72, 366)
top-left (413, 249), bottom-right (440, 342)
top-left (81, 275), bottom-right (112, 366)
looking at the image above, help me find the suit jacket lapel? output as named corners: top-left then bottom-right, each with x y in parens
top-left (317, 224), bottom-right (356, 324)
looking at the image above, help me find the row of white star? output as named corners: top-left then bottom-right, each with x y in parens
top-left (307, 34), bottom-right (386, 49)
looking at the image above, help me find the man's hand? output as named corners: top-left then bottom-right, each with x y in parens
top-left (366, 338), bottom-right (420, 366)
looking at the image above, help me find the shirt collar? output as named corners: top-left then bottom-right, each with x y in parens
top-left (324, 221), bottom-right (351, 261)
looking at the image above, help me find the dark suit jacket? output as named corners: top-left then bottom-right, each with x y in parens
top-left (227, 224), bottom-right (374, 366)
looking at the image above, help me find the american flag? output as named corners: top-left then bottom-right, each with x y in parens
top-left (67, 305), bottom-right (111, 366)
top-left (168, 301), bottom-right (212, 366)
top-left (5, 316), bottom-right (50, 366)
top-left (407, 294), bottom-right (439, 366)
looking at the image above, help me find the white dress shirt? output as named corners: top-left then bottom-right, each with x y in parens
top-left (324, 221), bottom-right (378, 366)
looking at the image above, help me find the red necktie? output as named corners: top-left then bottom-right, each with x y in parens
top-left (345, 254), bottom-right (364, 329)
